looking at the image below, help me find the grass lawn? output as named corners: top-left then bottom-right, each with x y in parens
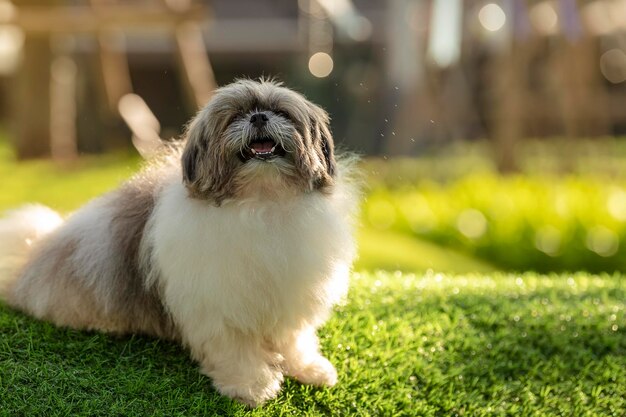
top-left (2, 272), bottom-right (625, 416)
top-left (0, 141), bottom-right (142, 212)
top-left (1, 142), bottom-right (626, 415)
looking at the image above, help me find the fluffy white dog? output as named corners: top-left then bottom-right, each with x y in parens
top-left (0, 80), bottom-right (358, 407)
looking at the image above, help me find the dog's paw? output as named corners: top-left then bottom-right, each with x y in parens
top-left (290, 356), bottom-right (337, 387)
top-left (211, 366), bottom-right (284, 408)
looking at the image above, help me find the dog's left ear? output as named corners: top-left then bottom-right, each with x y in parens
top-left (308, 103), bottom-right (337, 184)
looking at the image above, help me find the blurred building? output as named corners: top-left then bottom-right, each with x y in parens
top-left (1, 0), bottom-right (626, 167)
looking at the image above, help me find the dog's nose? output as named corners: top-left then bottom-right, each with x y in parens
top-left (250, 113), bottom-right (269, 128)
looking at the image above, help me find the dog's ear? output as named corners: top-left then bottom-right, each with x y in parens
top-left (181, 117), bottom-right (205, 186)
top-left (317, 116), bottom-right (336, 178)
top-left (307, 103), bottom-right (337, 185)
top-left (182, 139), bottom-right (199, 184)
top-left (181, 110), bottom-right (238, 205)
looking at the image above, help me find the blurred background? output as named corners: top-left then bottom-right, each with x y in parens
top-left (2, 0), bottom-right (626, 274)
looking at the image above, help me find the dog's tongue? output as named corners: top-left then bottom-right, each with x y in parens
top-left (251, 140), bottom-right (275, 153)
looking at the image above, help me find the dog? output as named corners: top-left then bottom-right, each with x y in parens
top-left (0, 79), bottom-right (358, 407)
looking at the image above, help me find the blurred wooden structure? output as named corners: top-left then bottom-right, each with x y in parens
top-left (3, 0), bottom-right (626, 165)
top-left (6, 0), bottom-right (216, 159)
top-left (380, 0), bottom-right (623, 172)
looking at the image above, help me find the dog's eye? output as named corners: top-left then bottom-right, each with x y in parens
top-left (273, 110), bottom-right (292, 121)
top-left (227, 113), bottom-right (244, 125)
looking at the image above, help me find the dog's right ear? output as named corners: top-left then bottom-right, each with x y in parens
top-left (180, 110), bottom-right (238, 205)
top-left (181, 113), bottom-right (210, 198)
top-left (182, 137), bottom-right (199, 184)
top-left (181, 118), bottom-right (204, 185)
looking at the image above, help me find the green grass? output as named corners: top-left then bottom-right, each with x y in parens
top-left (2, 272), bottom-right (625, 416)
top-left (355, 228), bottom-right (495, 274)
top-left (0, 141), bottom-right (142, 212)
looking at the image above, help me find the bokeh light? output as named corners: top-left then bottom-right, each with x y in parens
top-left (535, 226), bottom-right (562, 256)
top-left (608, 189), bottom-right (626, 221)
top-left (478, 3), bottom-right (506, 32)
top-left (586, 226), bottom-right (619, 257)
top-left (0, 25), bottom-right (23, 75)
top-left (308, 52), bottom-right (334, 78)
top-left (457, 209), bottom-right (487, 239)
top-left (600, 49), bottom-right (626, 84)
top-left (529, 1), bottom-right (559, 35)
top-left (346, 15), bottom-right (372, 41)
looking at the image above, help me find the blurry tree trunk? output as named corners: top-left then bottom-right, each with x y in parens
top-left (383, 0), bottom-right (426, 156)
top-left (49, 55), bottom-right (78, 160)
top-left (556, 38), bottom-right (609, 139)
top-left (488, 44), bottom-right (529, 173)
top-left (75, 51), bottom-right (107, 153)
top-left (11, 0), bottom-right (66, 159)
top-left (12, 34), bottom-right (52, 159)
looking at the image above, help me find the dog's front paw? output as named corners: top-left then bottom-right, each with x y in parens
top-left (289, 355), bottom-right (337, 387)
top-left (211, 366), bottom-right (284, 408)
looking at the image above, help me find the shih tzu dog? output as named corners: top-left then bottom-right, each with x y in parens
top-left (0, 79), bottom-right (358, 407)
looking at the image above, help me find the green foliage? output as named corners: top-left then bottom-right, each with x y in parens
top-left (2, 271), bottom-right (625, 416)
top-left (364, 173), bottom-right (626, 272)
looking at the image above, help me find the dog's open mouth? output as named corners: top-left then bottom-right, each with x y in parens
top-left (240, 137), bottom-right (286, 161)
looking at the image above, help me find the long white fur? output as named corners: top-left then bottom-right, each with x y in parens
top-left (0, 205), bottom-right (63, 295)
top-left (141, 161), bottom-right (357, 404)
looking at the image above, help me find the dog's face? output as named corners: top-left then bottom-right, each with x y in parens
top-left (181, 80), bottom-right (336, 203)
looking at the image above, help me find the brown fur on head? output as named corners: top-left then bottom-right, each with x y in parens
top-left (181, 79), bottom-right (336, 204)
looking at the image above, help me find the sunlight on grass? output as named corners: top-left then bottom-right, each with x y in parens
top-left (355, 228), bottom-right (495, 273)
top-left (2, 271), bottom-right (624, 416)
top-left (0, 140), bottom-right (141, 212)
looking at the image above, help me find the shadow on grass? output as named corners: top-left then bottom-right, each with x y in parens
top-left (412, 292), bottom-right (626, 388)
top-left (322, 274), bottom-right (626, 415)
top-left (0, 305), bottom-right (244, 416)
top-left (0, 305), bottom-right (338, 417)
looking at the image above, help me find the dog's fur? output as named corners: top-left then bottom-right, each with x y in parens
top-left (0, 80), bottom-right (358, 406)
